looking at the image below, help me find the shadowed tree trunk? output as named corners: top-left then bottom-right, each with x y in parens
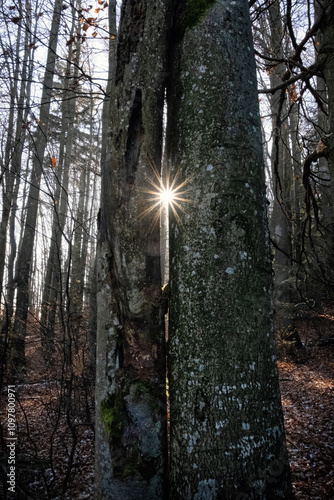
top-left (266, 0), bottom-right (293, 328)
top-left (96, 0), bottom-right (292, 498)
top-left (318, 0), bottom-right (334, 282)
top-left (166, 1), bottom-right (292, 498)
top-left (95, 0), bottom-right (169, 497)
top-left (289, 101), bottom-right (303, 264)
top-left (319, 0), bottom-right (334, 194)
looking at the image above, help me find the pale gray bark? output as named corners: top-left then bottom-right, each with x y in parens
top-left (96, 1), bottom-right (291, 498)
top-left (166, 1), bottom-right (291, 498)
top-left (314, 0), bottom-right (331, 228)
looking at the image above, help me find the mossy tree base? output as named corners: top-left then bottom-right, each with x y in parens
top-left (95, 1), bottom-right (169, 498)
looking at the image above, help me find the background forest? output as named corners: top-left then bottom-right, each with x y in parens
top-left (0, 0), bottom-right (333, 498)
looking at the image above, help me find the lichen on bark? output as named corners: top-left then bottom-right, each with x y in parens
top-left (96, 0), bottom-right (292, 498)
top-left (95, 0), bottom-right (171, 498)
top-left (166, 0), bottom-right (292, 498)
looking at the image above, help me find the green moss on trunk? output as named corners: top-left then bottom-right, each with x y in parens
top-left (100, 392), bottom-right (126, 440)
top-left (186, 0), bottom-right (216, 29)
top-left (166, 0), bottom-right (292, 497)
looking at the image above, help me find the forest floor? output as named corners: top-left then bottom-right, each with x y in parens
top-left (278, 307), bottom-right (334, 500)
top-left (0, 311), bottom-right (333, 499)
top-left (0, 322), bottom-right (95, 499)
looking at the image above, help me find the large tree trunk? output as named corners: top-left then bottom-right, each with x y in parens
top-left (166, 1), bottom-right (292, 498)
top-left (320, 0), bottom-right (334, 192)
top-left (318, 0), bottom-right (334, 286)
top-left (95, 1), bottom-right (169, 497)
top-left (10, 0), bottom-right (62, 378)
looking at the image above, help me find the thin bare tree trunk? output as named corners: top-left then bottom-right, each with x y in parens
top-left (10, 0), bottom-right (62, 378)
top-left (40, 5), bottom-right (80, 358)
top-left (0, 12), bottom-right (22, 298)
top-left (266, 1), bottom-right (293, 328)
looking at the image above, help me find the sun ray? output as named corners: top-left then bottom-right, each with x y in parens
top-left (138, 156), bottom-right (193, 233)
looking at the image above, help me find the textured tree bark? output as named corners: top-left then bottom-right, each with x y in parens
top-left (95, 1), bottom-right (170, 497)
top-left (320, 0), bottom-right (334, 190)
top-left (166, 1), bottom-right (292, 498)
top-left (318, 0), bottom-right (334, 280)
top-left (88, 255), bottom-right (97, 373)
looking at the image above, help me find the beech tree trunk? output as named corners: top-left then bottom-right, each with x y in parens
top-left (95, 1), bottom-right (169, 497)
top-left (96, 1), bottom-right (292, 498)
top-left (318, 0), bottom-right (334, 280)
top-left (166, 1), bottom-right (292, 498)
